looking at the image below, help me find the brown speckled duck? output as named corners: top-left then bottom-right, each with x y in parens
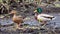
top-left (9, 10), bottom-right (24, 29)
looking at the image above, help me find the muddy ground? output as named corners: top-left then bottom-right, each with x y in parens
top-left (0, 13), bottom-right (60, 34)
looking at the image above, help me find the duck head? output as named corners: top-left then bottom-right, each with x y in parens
top-left (34, 8), bottom-right (42, 14)
top-left (34, 7), bottom-right (43, 19)
top-left (9, 10), bottom-right (26, 19)
top-left (9, 10), bottom-right (17, 15)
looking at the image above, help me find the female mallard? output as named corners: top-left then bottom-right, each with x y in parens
top-left (9, 10), bottom-right (24, 29)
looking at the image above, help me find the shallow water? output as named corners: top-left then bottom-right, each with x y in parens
top-left (0, 13), bottom-right (60, 34)
top-left (0, 13), bottom-right (60, 27)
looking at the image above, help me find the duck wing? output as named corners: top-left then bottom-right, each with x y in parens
top-left (37, 15), bottom-right (51, 21)
top-left (39, 14), bottom-right (54, 18)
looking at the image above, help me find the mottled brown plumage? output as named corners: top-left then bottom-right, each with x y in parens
top-left (12, 15), bottom-right (23, 25)
top-left (9, 10), bottom-right (24, 28)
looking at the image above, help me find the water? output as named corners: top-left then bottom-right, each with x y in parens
top-left (0, 13), bottom-right (60, 34)
top-left (0, 18), bottom-right (13, 25)
top-left (0, 13), bottom-right (60, 27)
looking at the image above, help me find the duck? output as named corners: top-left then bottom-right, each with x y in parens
top-left (9, 10), bottom-right (24, 29)
top-left (34, 8), bottom-right (55, 26)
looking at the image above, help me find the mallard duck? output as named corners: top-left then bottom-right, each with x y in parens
top-left (9, 10), bottom-right (24, 29)
top-left (34, 8), bottom-right (55, 26)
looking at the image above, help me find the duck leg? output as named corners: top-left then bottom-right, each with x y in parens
top-left (13, 23), bottom-right (19, 29)
top-left (17, 23), bottom-right (24, 29)
top-left (41, 21), bottom-right (47, 28)
top-left (18, 23), bottom-right (22, 27)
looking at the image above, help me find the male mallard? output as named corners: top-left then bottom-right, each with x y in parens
top-left (34, 8), bottom-right (55, 26)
